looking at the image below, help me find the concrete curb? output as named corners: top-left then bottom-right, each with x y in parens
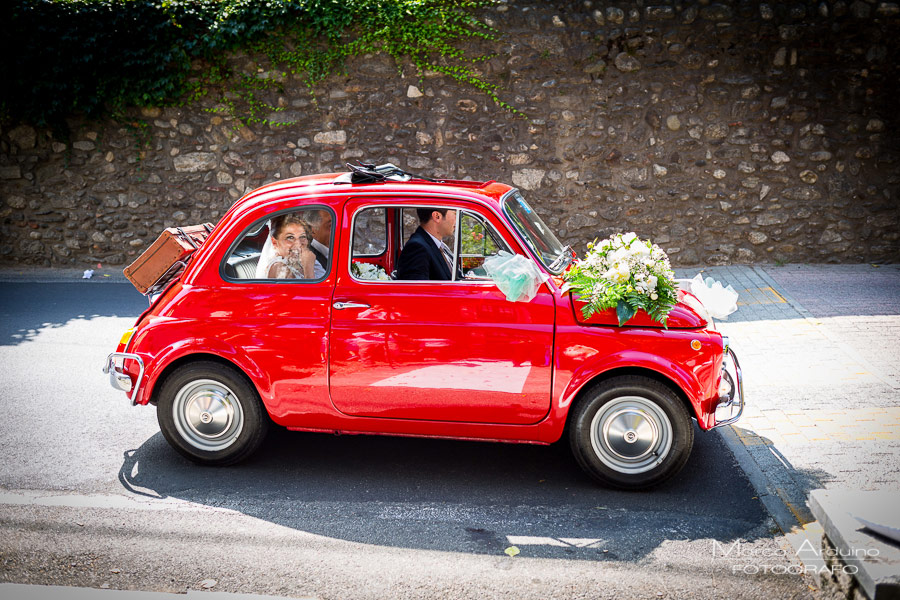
top-left (716, 425), bottom-right (802, 535)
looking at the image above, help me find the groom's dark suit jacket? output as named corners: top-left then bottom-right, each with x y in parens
top-left (396, 226), bottom-right (452, 280)
top-left (311, 246), bottom-right (328, 271)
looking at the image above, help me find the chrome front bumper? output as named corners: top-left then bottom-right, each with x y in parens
top-left (103, 352), bottom-right (144, 406)
top-left (711, 339), bottom-right (744, 428)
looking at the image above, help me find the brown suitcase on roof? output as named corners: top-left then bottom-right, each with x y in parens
top-left (124, 223), bottom-right (214, 294)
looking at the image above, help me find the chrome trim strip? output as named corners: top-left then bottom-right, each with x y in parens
top-left (711, 346), bottom-right (744, 429)
top-left (103, 352), bottom-right (145, 406)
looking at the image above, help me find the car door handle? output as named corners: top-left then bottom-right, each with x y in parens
top-left (333, 301), bottom-right (371, 310)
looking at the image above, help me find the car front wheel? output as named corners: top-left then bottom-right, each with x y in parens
top-left (569, 375), bottom-right (693, 490)
top-left (157, 361), bottom-right (269, 465)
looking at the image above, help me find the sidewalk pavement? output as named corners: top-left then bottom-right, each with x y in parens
top-left (674, 264), bottom-right (900, 581)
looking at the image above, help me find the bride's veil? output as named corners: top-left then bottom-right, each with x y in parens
top-left (255, 221), bottom-right (277, 278)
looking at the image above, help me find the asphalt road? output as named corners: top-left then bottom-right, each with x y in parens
top-left (0, 282), bottom-right (813, 599)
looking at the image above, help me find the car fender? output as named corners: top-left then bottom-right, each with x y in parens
top-left (559, 349), bottom-right (707, 422)
top-left (131, 320), bottom-right (272, 407)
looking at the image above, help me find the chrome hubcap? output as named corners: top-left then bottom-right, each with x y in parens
top-left (172, 379), bottom-right (244, 452)
top-left (590, 396), bottom-right (672, 474)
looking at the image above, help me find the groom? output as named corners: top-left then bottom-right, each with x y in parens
top-left (396, 207), bottom-right (457, 280)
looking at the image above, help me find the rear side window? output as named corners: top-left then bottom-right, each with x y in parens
top-left (223, 207), bottom-right (334, 281)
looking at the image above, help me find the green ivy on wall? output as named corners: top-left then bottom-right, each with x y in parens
top-left (2, 0), bottom-right (511, 136)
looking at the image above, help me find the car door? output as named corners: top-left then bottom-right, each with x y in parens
top-left (328, 196), bottom-right (555, 425)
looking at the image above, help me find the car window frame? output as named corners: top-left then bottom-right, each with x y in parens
top-left (219, 204), bottom-right (336, 285)
top-left (347, 201), bottom-right (514, 285)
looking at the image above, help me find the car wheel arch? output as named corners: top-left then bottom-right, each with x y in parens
top-left (562, 366), bottom-right (696, 436)
top-left (147, 352), bottom-right (269, 413)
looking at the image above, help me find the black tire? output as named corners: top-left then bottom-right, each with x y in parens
top-left (569, 375), bottom-right (694, 490)
top-left (157, 361), bottom-right (269, 466)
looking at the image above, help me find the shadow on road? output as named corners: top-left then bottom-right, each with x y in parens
top-left (119, 422), bottom-right (777, 560)
top-left (0, 282), bottom-right (146, 346)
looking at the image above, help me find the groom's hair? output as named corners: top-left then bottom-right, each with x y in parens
top-left (417, 207), bottom-right (449, 224)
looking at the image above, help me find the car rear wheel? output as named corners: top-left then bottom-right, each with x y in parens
top-left (569, 375), bottom-right (693, 490)
top-left (157, 361), bottom-right (269, 465)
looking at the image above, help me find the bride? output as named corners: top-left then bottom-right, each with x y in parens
top-left (254, 213), bottom-right (325, 279)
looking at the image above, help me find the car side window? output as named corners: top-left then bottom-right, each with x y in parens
top-left (395, 206), bottom-right (458, 281)
top-left (351, 205), bottom-right (462, 282)
top-left (352, 207), bottom-right (387, 257)
top-left (350, 207), bottom-right (392, 281)
top-left (223, 207), bottom-right (334, 281)
top-left (458, 211), bottom-right (511, 280)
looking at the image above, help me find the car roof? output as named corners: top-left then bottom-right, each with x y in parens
top-left (227, 172), bottom-right (515, 218)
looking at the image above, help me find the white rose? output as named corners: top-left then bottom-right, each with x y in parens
top-left (650, 292), bottom-right (658, 300)
top-left (603, 263), bottom-right (628, 284)
top-left (611, 247), bottom-right (629, 263)
top-left (631, 243), bottom-right (650, 258)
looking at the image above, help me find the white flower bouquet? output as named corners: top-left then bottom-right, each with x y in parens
top-left (351, 261), bottom-right (391, 281)
top-left (562, 232), bottom-right (678, 326)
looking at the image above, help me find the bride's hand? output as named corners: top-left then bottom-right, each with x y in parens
top-left (286, 247), bottom-right (302, 267)
top-left (300, 247), bottom-right (315, 278)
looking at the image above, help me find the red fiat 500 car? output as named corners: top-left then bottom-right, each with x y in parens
top-left (104, 164), bottom-right (743, 489)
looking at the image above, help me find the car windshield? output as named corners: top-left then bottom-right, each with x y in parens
top-left (502, 190), bottom-right (569, 274)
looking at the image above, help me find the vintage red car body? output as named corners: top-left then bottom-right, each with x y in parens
top-left (105, 168), bottom-right (743, 489)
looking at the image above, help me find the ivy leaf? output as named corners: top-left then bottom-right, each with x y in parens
top-left (616, 299), bottom-right (636, 327)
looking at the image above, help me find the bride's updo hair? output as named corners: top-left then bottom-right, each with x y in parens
top-left (271, 212), bottom-right (312, 239)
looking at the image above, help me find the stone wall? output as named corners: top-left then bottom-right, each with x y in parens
top-left (1, 0), bottom-right (899, 267)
